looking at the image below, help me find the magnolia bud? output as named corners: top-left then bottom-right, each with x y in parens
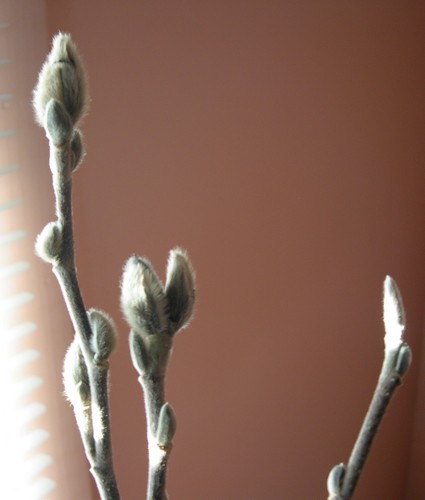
top-left (35, 221), bottom-right (63, 264)
top-left (165, 247), bottom-right (196, 333)
top-left (157, 403), bottom-right (177, 451)
top-left (395, 343), bottom-right (411, 377)
top-left (33, 32), bottom-right (88, 128)
top-left (121, 256), bottom-right (168, 336)
top-left (383, 276), bottom-right (406, 352)
top-left (129, 329), bottom-right (151, 375)
top-left (45, 99), bottom-right (73, 145)
top-left (327, 463), bottom-right (345, 498)
top-left (70, 129), bottom-right (85, 171)
top-left (63, 338), bottom-right (91, 407)
top-left (87, 309), bottom-right (117, 362)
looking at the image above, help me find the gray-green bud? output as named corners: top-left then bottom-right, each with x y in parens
top-left (120, 256), bottom-right (168, 336)
top-left (87, 308), bottom-right (117, 363)
top-left (327, 463), bottom-right (345, 499)
top-left (33, 32), bottom-right (89, 129)
top-left (157, 403), bottom-right (177, 451)
top-left (45, 98), bottom-right (73, 145)
top-left (35, 221), bottom-right (63, 265)
top-left (129, 329), bottom-right (151, 375)
top-left (395, 343), bottom-right (411, 377)
top-left (70, 129), bottom-right (85, 171)
top-left (165, 247), bottom-right (196, 333)
top-left (63, 337), bottom-right (91, 407)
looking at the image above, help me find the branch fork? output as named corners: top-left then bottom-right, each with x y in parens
top-left (33, 33), bottom-right (196, 500)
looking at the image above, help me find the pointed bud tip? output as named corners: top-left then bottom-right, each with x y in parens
top-left (383, 275), bottom-right (406, 351)
top-left (165, 247), bottom-right (196, 333)
top-left (33, 32), bottom-right (89, 129)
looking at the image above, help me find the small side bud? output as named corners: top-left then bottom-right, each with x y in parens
top-left (395, 343), bottom-right (411, 377)
top-left (87, 309), bottom-right (117, 363)
top-left (33, 32), bottom-right (89, 128)
top-left (63, 338), bottom-right (91, 408)
top-left (383, 276), bottom-right (406, 352)
top-left (129, 329), bottom-right (151, 375)
top-left (35, 221), bottom-right (63, 264)
top-left (45, 99), bottom-right (73, 145)
top-left (70, 129), bottom-right (85, 171)
top-left (120, 256), bottom-right (168, 336)
top-left (165, 247), bottom-right (196, 333)
top-left (157, 403), bottom-right (177, 451)
top-left (327, 463), bottom-right (345, 499)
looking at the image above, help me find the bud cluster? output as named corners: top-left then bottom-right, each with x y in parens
top-left (121, 247), bottom-right (196, 338)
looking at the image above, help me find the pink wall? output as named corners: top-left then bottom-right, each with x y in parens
top-left (44, 2), bottom-right (425, 498)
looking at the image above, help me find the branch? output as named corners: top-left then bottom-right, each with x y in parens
top-left (327, 276), bottom-right (411, 500)
top-left (33, 33), bottom-right (120, 500)
top-left (121, 250), bottom-right (195, 499)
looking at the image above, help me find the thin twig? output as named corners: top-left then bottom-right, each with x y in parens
top-left (49, 144), bottom-right (120, 500)
top-left (140, 374), bottom-right (170, 500)
top-left (121, 252), bottom-right (195, 500)
top-left (327, 277), bottom-right (411, 500)
top-left (33, 33), bottom-right (120, 500)
top-left (339, 350), bottom-right (405, 498)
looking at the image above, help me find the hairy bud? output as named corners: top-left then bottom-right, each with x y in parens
top-left (63, 338), bottom-right (91, 408)
top-left (129, 329), bottom-right (151, 375)
top-left (70, 129), bottom-right (85, 171)
top-left (33, 32), bottom-right (88, 128)
top-left (87, 309), bottom-right (117, 363)
top-left (383, 276), bottom-right (405, 352)
top-left (35, 221), bottom-right (63, 264)
top-left (45, 99), bottom-right (73, 145)
top-left (121, 256), bottom-right (168, 336)
top-left (165, 247), bottom-right (196, 333)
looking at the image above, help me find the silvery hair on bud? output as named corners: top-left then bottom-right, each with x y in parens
top-left (63, 337), bottom-right (91, 408)
top-left (87, 308), bottom-right (117, 362)
top-left (120, 256), bottom-right (168, 336)
top-left (70, 129), bottom-right (85, 171)
top-left (35, 221), bottom-right (63, 264)
top-left (33, 32), bottom-right (89, 128)
top-left (165, 247), bottom-right (196, 332)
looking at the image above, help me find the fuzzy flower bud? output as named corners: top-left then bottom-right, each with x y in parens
top-left (70, 129), bottom-right (85, 171)
top-left (33, 32), bottom-right (88, 129)
top-left (63, 338), bottom-right (91, 408)
top-left (383, 276), bottom-right (405, 352)
top-left (87, 309), bottom-right (117, 363)
top-left (165, 247), bottom-right (196, 332)
top-left (45, 99), bottom-right (73, 145)
top-left (129, 329), bottom-right (151, 375)
top-left (121, 256), bottom-right (168, 336)
top-left (35, 221), bottom-right (63, 264)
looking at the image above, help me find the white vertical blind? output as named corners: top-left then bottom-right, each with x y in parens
top-left (0, 15), bottom-right (55, 499)
top-left (0, 3), bottom-right (96, 498)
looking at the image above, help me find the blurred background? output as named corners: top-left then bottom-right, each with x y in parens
top-left (2, 1), bottom-right (424, 498)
